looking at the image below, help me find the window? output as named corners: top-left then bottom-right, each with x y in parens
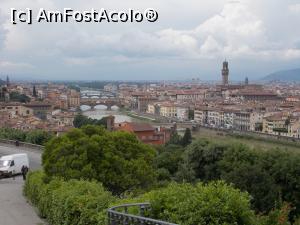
top-left (0, 160), bottom-right (11, 167)
top-left (10, 160), bottom-right (15, 167)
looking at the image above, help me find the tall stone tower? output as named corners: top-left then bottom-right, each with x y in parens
top-left (245, 77), bottom-right (249, 85)
top-left (222, 60), bottom-right (229, 85)
top-left (6, 76), bottom-right (10, 87)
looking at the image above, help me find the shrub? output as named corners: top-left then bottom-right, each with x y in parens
top-left (24, 171), bottom-right (115, 225)
top-left (23, 170), bottom-right (45, 205)
top-left (0, 128), bottom-right (53, 145)
top-left (143, 181), bottom-right (258, 225)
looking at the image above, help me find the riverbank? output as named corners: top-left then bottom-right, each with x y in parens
top-left (193, 127), bottom-right (300, 152)
top-left (126, 112), bottom-right (156, 122)
top-left (82, 107), bottom-right (151, 124)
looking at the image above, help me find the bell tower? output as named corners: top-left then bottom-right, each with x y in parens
top-left (222, 60), bottom-right (229, 85)
top-left (6, 75), bottom-right (10, 87)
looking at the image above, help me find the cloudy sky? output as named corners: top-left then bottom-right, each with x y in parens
top-left (0, 0), bottom-right (300, 81)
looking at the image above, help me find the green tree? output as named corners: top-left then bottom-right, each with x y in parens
top-left (181, 128), bottom-right (192, 147)
top-left (25, 130), bottom-right (53, 145)
top-left (177, 138), bottom-right (300, 220)
top-left (264, 150), bottom-right (300, 220)
top-left (9, 91), bottom-right (30, 103)
top-left (73, 114), bottom-right (90, 128)
top-left (167, 131), bottom-right (182, 145)
top-left (176, 139), bottom-right (226, 182)
top-left (42, 125), bottom-right (157, 195)
top-left (0, 127), bottom-right (27, 141)
top-left (73, 114), bottom-right (107, 128)
top-left (67, 84), bottom-right (80, 92)
top-left (188, 109), bottom-right (194, 120)
top-left (260, 203), bottom-right (291, 225)
top-left (154, 144), bottom-right (184, 181)
top-left (218, 145), bottom-right (281, 213)
top-left (0, 128), bottom-right (53, 145)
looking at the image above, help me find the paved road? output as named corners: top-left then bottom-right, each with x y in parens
top-left (0, 144), bottom-right (45, 225)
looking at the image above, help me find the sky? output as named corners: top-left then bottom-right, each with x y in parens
top-left (0, 0), bottom-right (299, 81)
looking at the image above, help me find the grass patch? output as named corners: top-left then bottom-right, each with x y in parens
top-left (126, 112), bottom-right (157, 122)
top-left (193, 127), bottom-right (300, 152)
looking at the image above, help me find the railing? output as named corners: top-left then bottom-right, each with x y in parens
top-left (107, 203), bottom-right (178, 225)
top-left (0, 139), bottom-right (44, 150)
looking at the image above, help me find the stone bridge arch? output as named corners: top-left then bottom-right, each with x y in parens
top-left (80, 98), bottom-right (123, 110)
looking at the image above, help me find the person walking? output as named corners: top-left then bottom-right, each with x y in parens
top-left (21, 165), bottom-right (29, 180)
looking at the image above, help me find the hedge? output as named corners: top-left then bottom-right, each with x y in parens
top-left (24, 171), bottom-right (290, 225)
top-left (143, 182), bottom-right (258, 225)
top-left (24, 171), bottom-right (115, 225)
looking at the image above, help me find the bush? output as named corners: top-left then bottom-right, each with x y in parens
top-left (143, 181), bottom-right (258, 225)
top-left (259, 203), bottom-right (291, 225)
top-left (23, 170), bottom-right (45, 206)
top-left (25, 171), bottom-right (294, 225)
top-left (0, 128), bottom-right (53, 145)
top-left (24, 171), bottom-right (115, 225)
top-left (25, 130), bottom-right (53, 145)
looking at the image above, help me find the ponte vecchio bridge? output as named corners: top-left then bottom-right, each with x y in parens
top-left (80, 98), bottom-right (123, 110)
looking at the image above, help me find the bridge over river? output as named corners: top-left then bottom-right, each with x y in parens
top-left (80, 97), bottom-right (123, 110)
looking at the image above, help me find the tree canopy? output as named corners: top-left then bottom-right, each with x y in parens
top-left (73, 114), bottom-right (108, 128)
top-left (0, 128), bottom-right (53, 145)
top-left (42, 125), bottom-right (157, 195)
top-left (9, 91), bottom-right (30, 103)
top-left (174, 138), bottom-right (300, 220)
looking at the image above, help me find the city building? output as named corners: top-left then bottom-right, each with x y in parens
top-left (159, 103), bottom-right (177, 118)
top-left (0, 103), bottom-right (33, 117)
top-left (104, 83), bottom-right (118, 93)
top-left (194, 107), bottom-right (208, 125)
top-left (67, 90), bottom-right (81, 108)
top-left (233, 110), bottom-right (251, 131)
top-left (115, 122), bottom-right (171, 145)
top-left (176, 106), bottom-right (189, 121)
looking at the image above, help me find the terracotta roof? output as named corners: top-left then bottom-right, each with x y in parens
top-left (238, 91), bottom-right (277, 96)
top-left (117, 122), bottom-right (155, 132)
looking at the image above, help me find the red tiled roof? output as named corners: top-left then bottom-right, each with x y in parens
top-left (117, 122), bottom-right (155, 132)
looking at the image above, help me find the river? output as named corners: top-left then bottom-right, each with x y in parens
top-left (81, 105), bottom-right (135, 123)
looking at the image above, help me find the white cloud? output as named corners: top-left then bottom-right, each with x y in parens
top-left (0, 0), bottom-right (299, 80)
top-left (64, 57), bottom-right (97, 66)
top-left (289, 4), bottom-right (300, 13)
top-left (283, 49), bottom-right (300, 60)
top-left (56, 1), bottom-right (300, 62)
top-left (0, 60), bottom-right (34, 70)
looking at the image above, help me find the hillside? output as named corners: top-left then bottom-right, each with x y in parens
top-left (263, 68), bottom-right (300, 81)
top-left (0, 79), bottom-right (5, 86)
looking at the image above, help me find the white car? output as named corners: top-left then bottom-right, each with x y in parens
top-left (0, 154), bottom-right (29, 178)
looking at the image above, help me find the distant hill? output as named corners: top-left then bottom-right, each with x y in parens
top-left (0, 79), bottom-right (5, 86)
top-left (263, 68), bottom-right (300, 81)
